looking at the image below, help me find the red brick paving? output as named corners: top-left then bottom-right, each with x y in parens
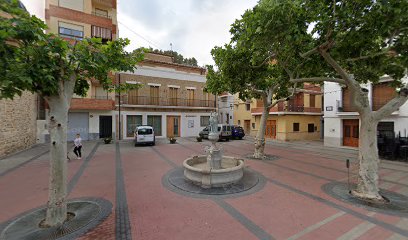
top-left (1, 139), bottom-right (408, 240)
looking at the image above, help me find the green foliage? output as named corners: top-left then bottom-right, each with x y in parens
top-left (150, 48), bottom-right (198, 67)
top-left (304, 0), bottom-right (408, 85)
top-left (0, 1), bottom-right (144, 99)
top-left (206, 0), bottom-right (314, 101)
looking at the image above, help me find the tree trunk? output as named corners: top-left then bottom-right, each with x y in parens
top-left (44, 96), bottom-right (69, 226)
top-left (254, 105), bottom-right (270, 159)
top-left (351, 114), bottom-right (383, 201)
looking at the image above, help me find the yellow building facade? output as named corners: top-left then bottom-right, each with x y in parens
top-left (234, 87), bottom-right (323, 141)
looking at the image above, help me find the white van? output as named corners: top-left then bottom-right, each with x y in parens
top-left (134, 126), bottom-right (155, 146)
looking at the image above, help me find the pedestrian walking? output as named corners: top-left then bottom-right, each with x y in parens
top-left (73, 133), bottom-right (82, 160)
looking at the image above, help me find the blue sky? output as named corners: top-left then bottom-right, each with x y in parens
top-left (117, 0), bottom-right (258, 66)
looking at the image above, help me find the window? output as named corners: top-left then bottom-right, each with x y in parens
top-left (293, 123), bottom-right (300, 132)
top-left (238, 120), bottom-right (241, 125)
top-left (252, 123), bottom-right (256, 129)
top-left (187, 89), bottom-right (195, 106)
top-left (94, 8), bottom-right (108, 18)
top-left (59, 0), bottom-right (84, 11)
top-left (200, 116), bottom-right (210, 127)
top-left (58, 22), bottom-right (84, 40)
top-left (308, 124), bottom-right (315, 133)
top-left (246, 103), bottom-right (250, 111)
top-left (169, 87), bottom-right (178, 106)
top-left (138, 128), bottom-right (152, 135)
top-left (150, 86), bottom-right (159, 105)
top-left (91, 26), bottom-right (112, 41)
top-left (128, 89), bottom-right (138, 105)
top-left (147, 116), bottom-right (162, 136)
top-left (226, 113), bottom-right (230, 124)
top-left (310, 95), bottom-right (315, 108)
top-left (126, 115), bottom-right (142, 137)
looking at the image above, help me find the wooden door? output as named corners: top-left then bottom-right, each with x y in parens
top-left (187, 89), bottom-right (195, 106)
top-left (169, 87), bottom-right (178, 106)
top-left (167, 116), bottom-right (180, 137)
top-left (244, 120), bottom-right (251, 134)
top-left (343, 119), bottom-right (359, 147)
top-left (150, 86), bottom-right (159, 105)
top-left (265, 120), bottom-right (276, 139)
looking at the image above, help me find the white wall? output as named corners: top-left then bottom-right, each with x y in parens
top-left (218, 95), bottom-right (234, 124)
top-left (323, 75), bottom-right (408, 147)
top-left (121, 65), bottom-right (206, 83)
top-left (119, 110), bottom-right (211, 139)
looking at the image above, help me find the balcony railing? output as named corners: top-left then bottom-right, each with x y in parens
top-left (272, 105), bottom-right (321, 113)
top-left (117, 96), bottom-right (215, 108)
top-left (91, 11), bottom-right (112, 19)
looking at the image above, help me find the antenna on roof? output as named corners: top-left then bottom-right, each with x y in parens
top-left (170, 43), bottom-right (173, 52)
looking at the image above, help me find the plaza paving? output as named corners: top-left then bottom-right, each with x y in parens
top-left (1, 137), bottom-right (408, 240)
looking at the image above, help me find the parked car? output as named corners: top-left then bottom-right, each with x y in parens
top-left (134, 125), bottom-right (155, 146)
top-left (199, 126), bottom-right (209, 139)
top-left (231, 125), bottom-right (245, 140)
top-left (199, 124), bottom-right (232, 141)
top-left (217, 124), bottom-right (232, 141)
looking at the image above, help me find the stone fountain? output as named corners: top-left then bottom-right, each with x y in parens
top-left (183, 112), bottom-right (244, 188)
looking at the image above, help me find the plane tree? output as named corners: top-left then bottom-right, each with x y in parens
top-left (0, 1), bottom-right (143, 226)
top-left (206, 1), bottom-right (321, 158)
top-left (249, 0), bottom-right (408, 201)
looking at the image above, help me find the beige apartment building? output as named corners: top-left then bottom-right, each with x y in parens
top-left (117, 53), bottom-right (216, 139)
top-left (42, 0), bottom-right (118, 141)
top-left (234, 84), bottom-right (323, 141)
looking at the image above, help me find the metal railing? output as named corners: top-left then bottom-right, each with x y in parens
top-left (118, 96), bottom-right (215, 108)
top-left (273, 105), bottom-right (321, 113)
top-left (91, 11), bottom-right (112, 19)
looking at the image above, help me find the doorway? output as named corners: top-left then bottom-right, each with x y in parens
top-left (343, 119), bottom-right (359, 147)
top-left (265, 120), bottom-right (276, 139)
top-left (244, 120), bottom-right (251, 135)
top-left (167, 116), bottom-right (181, 137)
top-left (99, 116), bottom-right (112, 139)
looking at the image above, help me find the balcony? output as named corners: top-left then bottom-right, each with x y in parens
top-left (91, 11), bottom-right (111, 19)
top-left (251, 105), bottom-right (322, 115)
top-left (70, 96), bottom-right (114, 110)
top-left (91, 25), bottom-right (112, 42)
top-left (92, 0), bottom-right (113, 8)
top-left (117, 96), bottom-right (216, 109)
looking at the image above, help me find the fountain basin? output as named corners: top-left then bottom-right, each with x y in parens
top-left (183, 155), bottom-right (244, 188)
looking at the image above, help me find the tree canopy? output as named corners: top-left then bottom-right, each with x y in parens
top-left (0, 0), bottom-right (144, 100)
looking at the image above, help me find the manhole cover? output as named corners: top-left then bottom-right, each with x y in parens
top-left (0, 197), bottom-right (112, 240)
top-left (322, 181), bottom-right (408, 217)
top-left (163, 167), bottom-right (266, 198)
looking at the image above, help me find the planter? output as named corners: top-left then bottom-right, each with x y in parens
top-left (196, 137), bottom-right (203, 142)
top-left (104, 137), bottom-right (112, 144)
top-left (169, 138), bottom-right (177, 144)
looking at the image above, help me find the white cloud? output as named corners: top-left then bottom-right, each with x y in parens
top-left (118, 0), bottom-right (258, 66)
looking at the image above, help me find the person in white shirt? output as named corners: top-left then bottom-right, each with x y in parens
top-left (73, 134), bottom-right (82, 160)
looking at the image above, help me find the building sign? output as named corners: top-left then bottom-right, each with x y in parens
top-left (326, 106), bottom-right (333, 111)
top-left (188, 120), bottom-right (194, 128)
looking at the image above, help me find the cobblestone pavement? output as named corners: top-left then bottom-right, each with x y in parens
top-left (1, 138), bottom-right (408, 240)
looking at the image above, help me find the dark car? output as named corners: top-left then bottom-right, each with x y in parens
top-left (231, 125), bottom-right (245, 140)
top-left (199, 126), bottom-right (209, 139)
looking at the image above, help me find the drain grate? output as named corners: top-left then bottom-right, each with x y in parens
top-left (322, 181), bottom-right (408, 217)
top-left (0, 197), bottom-right (112, 240)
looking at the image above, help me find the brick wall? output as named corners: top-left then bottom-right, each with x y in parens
top-left (0, 92), bottom-right (37, 158)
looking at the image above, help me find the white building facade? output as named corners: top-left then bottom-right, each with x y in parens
top-left (324, 76), bottom-right (408, 148)
top-left (218, 93), bottom-right (234, 125)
